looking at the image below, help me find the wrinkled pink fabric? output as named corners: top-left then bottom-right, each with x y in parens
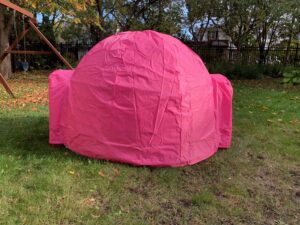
top-left (49, 30), bottom-right (233, 167)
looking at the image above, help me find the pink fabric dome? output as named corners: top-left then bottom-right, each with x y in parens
top-left (49, 30), bottom-right (233, 167)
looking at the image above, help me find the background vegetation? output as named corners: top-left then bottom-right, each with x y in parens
top-left (0, 0), bottom-right (299, 77)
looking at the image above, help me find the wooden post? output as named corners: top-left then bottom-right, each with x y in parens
top-left (28, 20), bottom-right (73, 69)
top-left (229, 44), bottom-right (232, 62)
top-left (0, 0), bottom-right (73, 98)
top-left (0, 0), bottom-right (36, 21)
top-left (76, 41), bottom-right (80, 61)
top-left (0, 26), bottom-right (30, 98)
top-left (295, 43), bottom-right (299, 66)
top-left (0, 72), bottom-right (15, 98)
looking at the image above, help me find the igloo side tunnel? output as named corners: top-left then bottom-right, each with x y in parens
top-left (49, 30), bottom-right (233, 167)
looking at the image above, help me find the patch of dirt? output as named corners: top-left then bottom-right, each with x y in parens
top-left (257, 155), bottom-right (266, 160)
top-left (126, 176), bottom-right (154, 198)
top-left (289, 169), bottom-right (300, 186)
top-left (178, 199), bottom-right (193, 207)
top-left (250, 164), bottom-right (300, 225)
top-left (127, 186), bottom-right (149, 198)
top-left (157, 201), bottom-right (186, 225)
top-left (246, 188), bottom-right (256, 198)
top-left (89, 190), bottom-right (112, 214)
top-left (262, 202), bottom-right (280, 224)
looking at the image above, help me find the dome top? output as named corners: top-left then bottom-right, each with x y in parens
top-left (76, 30), bottom-right (209, 82)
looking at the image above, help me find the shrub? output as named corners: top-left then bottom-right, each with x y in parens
top-left (235, 64), bottom-right (264, 79)
top-left (207, 63), bottom-right (286, 79)
top-left (208, 63), bottom-right (263, 79)
top-left (261, 64), bottom-right (284, 78)
top-left (207, 62), bottom-right (234, 79)
top-left (282, 70), bottom-right (300, 85)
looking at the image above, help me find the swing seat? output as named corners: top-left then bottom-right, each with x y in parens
top-left (17, 61), bottom-right (29, 72)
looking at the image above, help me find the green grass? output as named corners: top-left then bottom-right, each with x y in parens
top-left (0, 73), bottom-right (300, 225)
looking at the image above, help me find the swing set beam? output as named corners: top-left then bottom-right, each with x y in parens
top-left (0, 0), bottom-right (36, 22)
top-left (0, 0), bottom-right (73, 98)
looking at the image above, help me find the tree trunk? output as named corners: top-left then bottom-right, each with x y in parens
top-left (0, 7), bottom-right (12, 78)
top-left (259, 46), bottom-right (266, 64)
top-left (284, 16), bottom-right (295, 65)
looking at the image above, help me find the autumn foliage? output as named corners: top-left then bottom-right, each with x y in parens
top-left (0, 72), bottom-right (48, 109)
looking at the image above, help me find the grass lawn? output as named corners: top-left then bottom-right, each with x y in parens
top-left (0, 72), bottom-right (299, 225)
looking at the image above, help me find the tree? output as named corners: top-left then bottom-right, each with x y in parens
top-left (110, 0), bottom-right (183, 34)
top-left (253, 0), bottom-right (285, 63)
top-left (185, 0), bottom-right (220, 42)
top-left (216, 0), bottom-right (259, 49)
top-left (279, 0), bottom-right (300, 64)
top-left (0, 0), bottom-right (102, 77)
top-left (0, 2), bottom-right (15, 78)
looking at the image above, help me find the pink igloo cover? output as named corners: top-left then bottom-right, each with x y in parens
top-left (49, 30), bottom-right (233, 167)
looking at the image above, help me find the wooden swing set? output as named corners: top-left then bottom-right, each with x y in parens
top-left (0, 0), bottom-right (73, 98)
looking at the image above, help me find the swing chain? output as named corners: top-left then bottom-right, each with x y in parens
top-left (13, 10), bottom-right (20, 60)
top-left (22, 15), bottom-right (27, 62)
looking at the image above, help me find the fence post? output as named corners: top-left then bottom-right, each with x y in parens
top-left (76, 41), bottom-right (80, 61)
top-left (295, 43), bottom-right (299, 66)
top-left (229, 45), bottom-right (232, 63)
top-left (60, 43), bottom-right (63, 55)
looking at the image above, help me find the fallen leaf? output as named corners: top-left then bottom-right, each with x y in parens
top-left (81, 198), bottom-right (96, 206)
top-left (113, 168), bottom-right (120, 176)
top-left (290, 119), bottom-right (300, 124)
top-left (98, 171), bottom-right (106, 177)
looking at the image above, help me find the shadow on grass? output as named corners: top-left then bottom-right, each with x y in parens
top-left (0, 113), bottom-right (234, 174)
top-left (0, 114), bottom-right (89, 162)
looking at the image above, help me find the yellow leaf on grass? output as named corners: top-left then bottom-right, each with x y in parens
top-left (113, 168), bottom-right (120, 176)
top-left (81, 198), bottom-right (96, 206)
top-left (98, 171), bottom-right (106, 177)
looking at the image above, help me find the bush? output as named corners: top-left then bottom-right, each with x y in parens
top-left (261, 64), bottom-right (284, 78)
top-left (282, 70), bottom-right (300, 85)
top-left (207, 63), bottom-right (263, 79)
top-left (207, 63), bottom-right (285, 79)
